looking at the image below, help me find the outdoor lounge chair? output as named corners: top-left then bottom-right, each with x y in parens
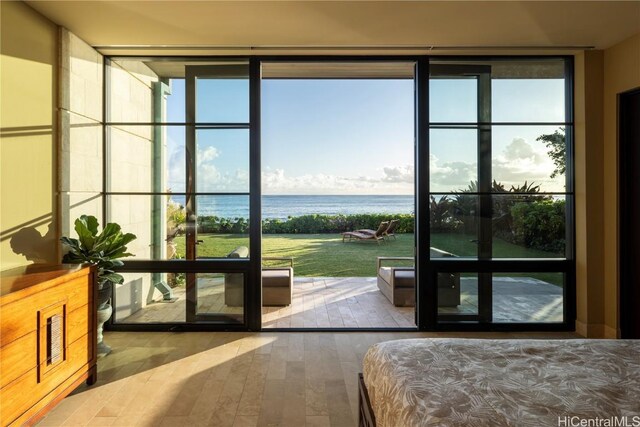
top-left (341, 221), bottom-right (388, 244)
top-left (384, 219), bottom-right (399, 240)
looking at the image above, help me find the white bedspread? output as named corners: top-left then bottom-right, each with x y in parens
top-left (363, 339), bottom-right (640, 427)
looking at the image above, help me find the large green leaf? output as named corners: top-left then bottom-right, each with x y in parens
top-left (100, 272), bottom-right (125, 284)
top-left (62, 215), bottom-right (137, 285)
top-left (84, 215), bottom-right (99, 237)
top-left (74, 216), bottom-right (96, 250)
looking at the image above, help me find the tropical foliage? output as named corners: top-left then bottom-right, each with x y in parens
top-left (537, 127), bottom-right (566, 179)
top-left (60, 215), bottom-right (137, 289)
top-left (168, 178), bottom-right (565, 254)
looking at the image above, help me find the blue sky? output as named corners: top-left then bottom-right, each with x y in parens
top-left (165, 73), bottom-right (566, 195)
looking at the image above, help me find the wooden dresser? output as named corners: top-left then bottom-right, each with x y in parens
top-left (0, 264), bottom-right (97, 426)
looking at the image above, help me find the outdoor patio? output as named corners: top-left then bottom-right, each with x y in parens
top-left (118, 276), bottom-right (563, 326)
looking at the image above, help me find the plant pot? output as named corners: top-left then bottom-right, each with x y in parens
top-left (97, 281), bottom-right (113, 357)
top-left (97, 303), bottom-right (113, 357)
top-left (97, 281), bottom-right (112, 309)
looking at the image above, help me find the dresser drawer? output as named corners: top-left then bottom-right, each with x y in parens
top-left (0, 332), bottom-right (37, 389)
top-left (0, 277), bottom-right (93, 348)
top-left (0, 333), bottom-right (93, 426)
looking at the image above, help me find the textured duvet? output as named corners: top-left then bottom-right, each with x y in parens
top-left (363, 339), bottom-right (640, 427)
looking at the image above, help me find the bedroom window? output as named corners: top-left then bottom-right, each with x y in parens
top-left (424, 57), bottom-right (574, 328)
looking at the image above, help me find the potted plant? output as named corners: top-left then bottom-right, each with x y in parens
top-left (60, 215), bottom-right (136, 356)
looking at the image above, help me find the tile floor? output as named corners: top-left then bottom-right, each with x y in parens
top-left (119, 276), bottom-right (563, 327)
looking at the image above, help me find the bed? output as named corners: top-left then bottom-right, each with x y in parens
top-left (360, 339), bottom-right (640, 427)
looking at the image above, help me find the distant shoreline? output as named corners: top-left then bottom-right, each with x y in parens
top-left (170, 194), bottom-right (415, 220)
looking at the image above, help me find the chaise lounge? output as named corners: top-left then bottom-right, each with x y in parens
top-left (341, 221), bottom-right (388, 244)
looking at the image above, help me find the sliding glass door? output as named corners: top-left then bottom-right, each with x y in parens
top-left (105, 55), bottom-right (573, 332)
top-left (424, 58), bottom-right (574, 329)
top-left (184, 63), bottom-right (253, 323)
top-left (106, 58), bottom-right (261, 330)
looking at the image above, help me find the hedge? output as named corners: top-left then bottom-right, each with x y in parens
top-left (195, 213), bottom-right (415, 234)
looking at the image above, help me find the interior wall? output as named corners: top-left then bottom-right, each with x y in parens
top-left (59, 29), bottom-right (104, 237)
top-left (602, 33), bottom-right (640, 338)
top-left (574, 51), bottom-right (606, 337)
top-left (0, 2), bottom-right (58, 271)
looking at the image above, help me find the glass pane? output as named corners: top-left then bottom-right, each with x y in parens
top-left (492, 272), bottom-right (564, 323)
top-left (492, 60), bottom-right (566, 122)
top-left (429, 129), bottom-right (477, 193)
top-left (492, 125), bottom-right (566, 192)
top-left (437, 273), bottom-right (478, 315)
top-left (108, 125), bottom-right (186, 193)
top-left (190, 272), bottom-right (244, 322)
top-left (113, 272), bottom-right (186, 323)
top-left (196, 129), bottom-right (249, 193)
top-left (107, 194), bottom-right (186, 260)
top-left (492, 194), bottom-right (566, 258)
top-left (430, 194), bottom-right (479, 258)
top-left (112, 271), bottom-right (245, 323)
top-left (165, 79), bottom-right (186, 123)
top-left (196, 63), bottom-right (249, 123)
top-left (429, 78), bottom-right (477, 123)
top-left (196, 195), bottom-right (250, 259)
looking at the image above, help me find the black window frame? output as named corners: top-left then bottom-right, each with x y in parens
top-left (101, 54), bottom-right (575, 333)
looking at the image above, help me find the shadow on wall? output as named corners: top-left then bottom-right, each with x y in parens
top-left (8, 221), bottom-right (57, 264)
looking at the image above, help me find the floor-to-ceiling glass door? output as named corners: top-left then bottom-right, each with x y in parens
top-left (106, 55), bottom-right (573, 332)
top-left (424, 58), bottom-right (574, 330)
top-left (107, 58), bottom-right (261, 330)
top-left (428, 64), bottom-right (493, 322)
top-left (184, 63), bottom-right (254, 323)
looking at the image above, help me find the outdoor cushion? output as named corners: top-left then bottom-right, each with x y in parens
top-left (393, 270), bottom-right (415, 289)
top-left (227, 246), bottom-right (249, 258)
top-left (262, 268), bottom-right (292, 288)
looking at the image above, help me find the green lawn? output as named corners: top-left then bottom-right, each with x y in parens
top-left (176, 233), bottom-right (563, 284)
top-left (178, 233), bottom-right (414, 277)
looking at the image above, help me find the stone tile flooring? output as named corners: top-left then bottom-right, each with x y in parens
top-left (120, 276), bottom-right (563, 327)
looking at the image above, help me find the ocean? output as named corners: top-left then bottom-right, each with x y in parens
top-left (170, 195), bottom-right (414, 220)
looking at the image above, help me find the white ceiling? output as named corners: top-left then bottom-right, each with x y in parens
top-left (26, 1), bottom-right (640, 55)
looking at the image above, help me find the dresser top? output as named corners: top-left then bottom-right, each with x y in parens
top-left (0, 264), bottom-right (92, 298)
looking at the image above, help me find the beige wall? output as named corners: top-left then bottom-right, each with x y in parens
top-left (59, 29), bottom-right (104, 237)
top-left (602, 33), bottom-right (640, 337)
top-left (574, 50), bottom-right (606, 337)
top-left (574, 33), bottom-right (640, 338)
top-left (0, 2), bottom-right (58, 270)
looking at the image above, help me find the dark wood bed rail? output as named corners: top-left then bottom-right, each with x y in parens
top-left (358, 373), bottom-right (376, 427)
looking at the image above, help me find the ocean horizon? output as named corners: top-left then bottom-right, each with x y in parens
top-left (170, 194), bottom-right (415, 220)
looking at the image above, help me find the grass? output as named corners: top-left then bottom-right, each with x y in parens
top-left (177, 233), bottom-right (414, 277)
top-left (175, 233), bottom-right (563, 285)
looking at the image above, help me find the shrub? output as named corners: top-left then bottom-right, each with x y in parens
top-left (511, 199), bottom-right (565, 254)
top-left (195, 213), bottom-right (415, 234)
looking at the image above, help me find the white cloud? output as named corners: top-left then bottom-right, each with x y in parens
top-left (429, 137), bottom-right (564, 192)
top-left (167, 135), bottom-right (564, 195)
top-left (167, 144), bottom-right (249, 192)
top-left (262, 166), bottom-right (415, 195)
top-left (382, 165), bottom-right (414, 183)
top-left (429, 154), bottom-right (477, 191)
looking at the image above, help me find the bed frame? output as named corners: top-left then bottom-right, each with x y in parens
top-left (358, 373), bottom-right (376, 427)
